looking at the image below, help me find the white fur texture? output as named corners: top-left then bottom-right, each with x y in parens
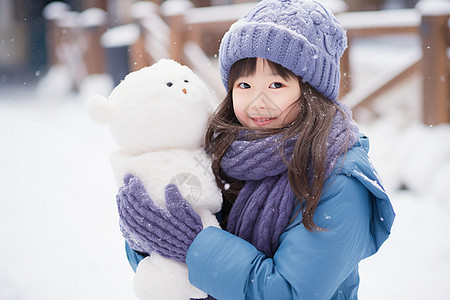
top-left (88, 59), bottom-right (222, 300)
top-left (89, 58), bottom-right (215, 155)
top-left (134, 253), bottom-right (206, 300)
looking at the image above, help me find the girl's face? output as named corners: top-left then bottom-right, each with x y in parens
top-left (232, 58), bottom-right (301, 129)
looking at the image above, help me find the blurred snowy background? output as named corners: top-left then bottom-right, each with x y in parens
top-left (1, 0), bottom-right (449, 299)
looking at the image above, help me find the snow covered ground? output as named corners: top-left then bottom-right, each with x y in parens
top-left (0, 34), bottom-right (449, 299)
top-left (0, 91), bottom-right (136, 300)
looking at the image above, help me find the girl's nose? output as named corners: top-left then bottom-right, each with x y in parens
top-left (253, 96), bottom-right (268, 109)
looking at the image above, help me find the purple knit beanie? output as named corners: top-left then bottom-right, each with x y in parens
top-left (218, 0), bottom-right (347, 101)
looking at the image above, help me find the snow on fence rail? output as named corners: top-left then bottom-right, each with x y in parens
top-left (43, 0), bottom-right (450, 125)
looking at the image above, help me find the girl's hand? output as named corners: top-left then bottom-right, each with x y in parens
top-left (116, 174), bottom-right (203, 262)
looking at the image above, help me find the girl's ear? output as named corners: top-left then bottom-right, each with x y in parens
top-left (87, 95), bottom-right (112, 124)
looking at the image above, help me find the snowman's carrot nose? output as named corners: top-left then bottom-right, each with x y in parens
top-left (182, 88), bottom-right (187, 94)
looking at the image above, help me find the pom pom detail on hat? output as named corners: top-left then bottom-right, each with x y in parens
top-left (218, 0), bottom-right (347, 101)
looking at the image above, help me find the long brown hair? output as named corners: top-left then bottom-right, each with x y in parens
top-left (205, 58), bottom-right (339, 231)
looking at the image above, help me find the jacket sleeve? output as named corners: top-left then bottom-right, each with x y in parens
top-left (125, 241), bottom-right (147, 272)
top-left (186, 175), bottom-right (373, 300)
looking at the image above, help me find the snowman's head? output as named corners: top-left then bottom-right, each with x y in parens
top-left (88, 59), bottom-right (215, 154)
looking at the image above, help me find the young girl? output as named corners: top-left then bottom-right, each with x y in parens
top-left (116, 0), bottom-right (395, 299)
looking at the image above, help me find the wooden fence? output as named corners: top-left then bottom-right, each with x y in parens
top-left (43, 0), bottom-right (449, 125)
top-left (43, 3), bottom-right (108, 89)
top-left (338, 6), bottom-right (450, 125)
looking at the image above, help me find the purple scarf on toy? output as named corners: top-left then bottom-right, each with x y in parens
top-left (221, 102), bottom-right (359, 257)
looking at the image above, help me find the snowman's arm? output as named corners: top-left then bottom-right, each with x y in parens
top-left (125, 241), bottom-right (147, 272)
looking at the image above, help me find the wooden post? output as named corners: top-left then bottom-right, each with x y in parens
top-left (81, 0), bottom-right (108, 10)
top-left (190, 0), bottom-right (211, 7)
top-left (129, 27), bottom-right (153, 71)
top-left (339, 38), bottom-right (351, 99)
top-left (81, 8), bottom-right (108, 74)
top-left (165, 13), bottom-right (185, 63)
top-left (43, 2), bottom-right (71, 66)
top-left (161, 0), bottom-right (194, 64)
top-left (420, 10), bottom-right (450, 125)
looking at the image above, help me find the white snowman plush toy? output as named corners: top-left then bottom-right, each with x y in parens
top-left (88, 59), bottom-right (222, 300)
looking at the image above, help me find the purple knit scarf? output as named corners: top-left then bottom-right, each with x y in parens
top-left (221, 102), bottom-right (359, 257)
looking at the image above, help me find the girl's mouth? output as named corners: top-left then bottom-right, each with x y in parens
top-left (250, 117), bottom-right (276, 126)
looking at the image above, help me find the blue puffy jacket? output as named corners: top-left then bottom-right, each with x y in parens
top-left (125, 136), bottom-right (395, 299)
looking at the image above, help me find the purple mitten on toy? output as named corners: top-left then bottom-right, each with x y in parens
top-left (116, 174), bottom-right (203, 262)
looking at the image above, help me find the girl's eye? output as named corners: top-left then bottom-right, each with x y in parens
top-left (269, 82), bottom-right (284, 89)
top-left (237, 82), bottom-right (251, 89)
top-left (166, 82), bottom-right (173, 87)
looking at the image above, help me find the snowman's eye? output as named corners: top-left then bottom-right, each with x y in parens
top-left (184, 80), bottom-right (189, 83)
top-left (166, 82), bottom-right (173, 87)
